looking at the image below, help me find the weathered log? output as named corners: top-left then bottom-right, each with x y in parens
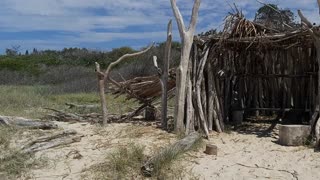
top-left (279, 125), bottom-right (311, 146)
top-left (22, 130), bottom-right (81, 153)
top-left (0, 116), bottom-right (57, 129)
top-left (141, 132), bottom-right (201, 177)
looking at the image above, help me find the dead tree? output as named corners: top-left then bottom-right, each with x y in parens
top-left (95, 43), bottom-right (154, 124)
top-left (153, 20), bottom-right (173, 129)
top-left (171, 0), bottom-right (201, 134)
top-left (298, 1), bottom-right (320, 147)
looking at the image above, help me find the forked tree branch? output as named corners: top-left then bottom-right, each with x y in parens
top-left (188, 0), bottom-right (201, 32)
top-left (170, 0), bottom-right (186, 37)
top-left (104, 42), bottom-right (155, 78)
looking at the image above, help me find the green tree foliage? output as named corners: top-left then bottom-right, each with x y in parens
top-left (254, 4), bottom-right (297, 30)
top-left (0, 42), bottom-right (181, 76)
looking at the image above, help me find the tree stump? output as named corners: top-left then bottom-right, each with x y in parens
top-left (204, 144), bottom-right (217, 155)
top-left (279, 125), bottom-right (311, 146)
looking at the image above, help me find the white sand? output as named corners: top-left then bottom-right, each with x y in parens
top-left (18, 122), bottom-right (320, 180)
top-left (189, 124), bottom-right (320, 180)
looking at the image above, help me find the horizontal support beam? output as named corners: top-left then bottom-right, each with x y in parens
top-left (232, 108), bottom-right (311, 112)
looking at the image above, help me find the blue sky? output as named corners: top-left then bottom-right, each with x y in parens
top-left (0, 0), bottom-right (319, 54)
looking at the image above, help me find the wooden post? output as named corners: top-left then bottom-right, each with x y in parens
top-left (171, 0), bottom-right (201, 134)
top-left (95, 62), bottom-right (108, 124)
top-left (161, 20), bottom-right (172, 130)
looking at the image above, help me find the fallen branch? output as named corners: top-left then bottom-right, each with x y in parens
top-left (0, 116), bottom-right (57, 129)
top-left (45, 108), bottom-right (124, 123)
top-left (65, 103), bottom-right (99, 109)
top-left (141, 132), bottom-right (201, 177)
top-left (22, 130), bottom-right (82, 153)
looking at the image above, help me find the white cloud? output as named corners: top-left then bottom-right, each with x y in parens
top-left (0, 0), bottom-right (319, 52)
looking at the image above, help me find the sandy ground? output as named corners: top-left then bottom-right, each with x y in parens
top-left (190, 123), bottom-right (320, 180)
top-left (23, 121), bottom-right (176, 180)
top-left (13, 121), bottom-right (320, 180)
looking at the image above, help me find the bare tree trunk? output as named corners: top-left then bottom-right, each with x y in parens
top-left (161, 20), bottom-right (172, 130)
top-left (171, 0), bottom-right (201, 134)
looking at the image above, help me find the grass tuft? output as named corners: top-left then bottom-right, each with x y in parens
top-left (0, 126), bottom-right (47, 179)
top-left (89, 143), bottom-right (145, 179)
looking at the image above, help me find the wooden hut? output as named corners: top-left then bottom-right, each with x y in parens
top-left (190, 13), bottom-right (317, 132)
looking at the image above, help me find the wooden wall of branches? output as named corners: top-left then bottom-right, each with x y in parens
top-left (190, 32), bottom-right (318, 132)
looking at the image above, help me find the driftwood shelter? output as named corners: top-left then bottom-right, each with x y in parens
top-left (191, 14), bottom-right (317, 132)
top-left (103, 1), bottom-right (320, 147)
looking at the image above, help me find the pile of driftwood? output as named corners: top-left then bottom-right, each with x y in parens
top-left (112, 72), bottom-right (176, 104)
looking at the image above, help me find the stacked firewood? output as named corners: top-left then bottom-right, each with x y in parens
top-left (112, 70), bottom-right (176, 104)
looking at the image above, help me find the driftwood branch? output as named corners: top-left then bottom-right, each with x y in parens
top-left (141, 132), bottom-right (201, 177)
top-left (95, 62), bottom-right (108, 124)
top-left (170, 0), bottom-right (186, 37)
top-left (0, 116), bottom-right (57, 129)
top-left (65, 103), bottom-right (99, 109)
top-left (297, 10), bottom-right (313, 28)
top-left (188, 0), bottom-right (201, 32)
top-left (161, 19), bottom-right (172, 130)
top-left (96, 43), bottom-right (154, 124)
top-left (104, 43), bottom-right (155, 78)
top-left (22, 130), bottom-right (81, 153)
top-left (45, 108), bottom-right (122, 123)
top-left (195, 49), bottom-right (210, 138)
